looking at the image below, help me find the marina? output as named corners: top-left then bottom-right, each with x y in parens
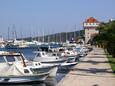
top-left (0, 1), bottom-right (115, 85)
top-left (0, 17), bottom-right (115, 85)
top-left (0, 41), bottom-right (90, 86)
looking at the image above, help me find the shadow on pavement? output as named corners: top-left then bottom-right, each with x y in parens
top-left (70, 68), bottom-right (113, 74)
top-left (80, 60), bottom-right (109, 65)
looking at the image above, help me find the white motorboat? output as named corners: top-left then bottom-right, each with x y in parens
top-left (33, 51), bottom-right (66, 65)
top-left (60, 47), bottom-right (78, 62)
top-left (18, 52), bottom-right (58, 77)
top-left (30, 61), bottom-right (58, 77)
top-left (0, 51), bottom-right (49, 83)
top-left (75, 46), bottom-right (88, 57)
top-left (60, 62), bottom-right (78, 67)
top-left (57, 62), bottom-right (78, 72)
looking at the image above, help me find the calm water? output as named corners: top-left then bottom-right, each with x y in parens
top-left (0, 48), bottom-right (69, 86)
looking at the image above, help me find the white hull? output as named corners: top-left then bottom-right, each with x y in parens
top-left (48, 66), bottom-right (58, 77)
top-left (0, 73), bottom-right (49, 84)
top-left (60, 62), bottom-right (78, 68)
top-left (34, 51), bottom-right (67, 65)
top-left (41, 59), bottom-right (66, 65)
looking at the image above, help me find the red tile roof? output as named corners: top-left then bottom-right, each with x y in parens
top-left (85, 17), bottom-right (99, 23)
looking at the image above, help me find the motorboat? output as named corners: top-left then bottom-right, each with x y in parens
top-left (60, 62), bottom-right (78, 69)
top-left (59, 47), bottom-right (78, 62)
top-left (0, 51), bottom-right (49, 83)
top-left (33, 51), bottom-right (67, 65)
top-left (75, 46), bottom-right (88, 57)
top-left (19, 52), bottom-right (58, 77)
top-left (30, 61), bottom-right (58, 77)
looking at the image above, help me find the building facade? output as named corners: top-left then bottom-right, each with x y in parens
top-left (83, 17), bottom-right (100, 43)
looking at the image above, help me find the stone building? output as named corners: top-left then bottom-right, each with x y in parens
top-left (83, 17), bottom-right (100, 43)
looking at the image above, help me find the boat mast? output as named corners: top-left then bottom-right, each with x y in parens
top-left (60, 33), bottom-right (61, 43)
top-left (74, 24), bottom-right (76, 41)
top-left (66, 32), bottom-right (67, 42)
top-left (8, 27), bottom-right (10, 40)
top-left (48, 33), bottom-right (50, 43)
top-left (42, 27), bottom-right (44, 43)
top-left (37, 26), bottom-right (39, 42)
top-left (12, 24), bottom-right (17, 41)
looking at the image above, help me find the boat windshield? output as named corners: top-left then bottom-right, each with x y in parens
top-left (67, 48), bottom-right (73, 51)
top-left (36, 53), bottom-right (41, 57)
top-left (0, 56), bottom-right (5, 63)
top-left (42, 52), bottom-right (46, 55)
top-left (5, 56), bottom-right (15, 62)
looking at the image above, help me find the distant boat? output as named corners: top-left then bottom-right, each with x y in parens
top-left (60, 62), bottom-right (78, 69)
top-left (5, 40), bottom-right (42, 49)
top-left (59, 47), bottom-right (79, 62)
top-left (5, 43), bottom-right (19, 49)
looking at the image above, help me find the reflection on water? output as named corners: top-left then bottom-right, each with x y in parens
top-left (45, 77), bottom-right (57, 86)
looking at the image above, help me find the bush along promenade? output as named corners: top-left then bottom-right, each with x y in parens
top-left (106, 53), bottom-right (115, 73)
top-left (93, 20), bottom-right (115, 74)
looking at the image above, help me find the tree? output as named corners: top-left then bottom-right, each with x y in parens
top-left (94, 20), bottom-right (115, 56)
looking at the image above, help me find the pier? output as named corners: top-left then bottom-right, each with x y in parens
top-left (57, 47), bottom-right (115, 86)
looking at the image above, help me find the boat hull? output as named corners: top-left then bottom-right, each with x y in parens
top-left (31, 65), bottom-right (58, 77)
top-left (60, 62), bottom-right (78, 69)
top-left (48, 66), bottom-right (58, 77)
top-left (0, 73), bottom-right (49, 84)
top-left (41, 59), bottom-right (66, 65)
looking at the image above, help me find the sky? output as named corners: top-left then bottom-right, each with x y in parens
top-left (0, 0), bottom-right (115, 39)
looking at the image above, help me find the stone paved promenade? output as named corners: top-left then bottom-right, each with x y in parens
top-left (57, 47), bottom-right (115, 86)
